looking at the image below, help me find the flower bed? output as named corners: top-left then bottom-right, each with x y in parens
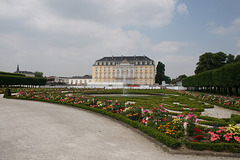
top-left (11, 89), bottom-right (240, 153)
top-left (174, 90), bottom-right (240, 111)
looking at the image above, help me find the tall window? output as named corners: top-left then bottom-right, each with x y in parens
top-left (95, 67), bottom-right (98, 71)
top-left (145, 67), bottom-right (147, 71)
top-left (145, 72), bottom-right (148, 78)
top-left (150, 67), bottom-right (152, 71)
top-left (140, 67), bottom-right (142, 71)
top-left (100, 67), bottom-right (102, 71)
top-left (140, 72), bottom-right (142, 78)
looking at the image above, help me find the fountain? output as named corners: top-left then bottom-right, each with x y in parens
top-left (122, 72), bottom-right (127, 96)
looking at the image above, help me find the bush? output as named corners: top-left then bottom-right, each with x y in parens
top-left (185, 141), bottom-right (240, 153)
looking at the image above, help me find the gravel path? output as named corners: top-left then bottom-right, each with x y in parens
top-left (201, 105), bottom-right (240, 118)
top-left (0, 96), bottom-right (238, 160)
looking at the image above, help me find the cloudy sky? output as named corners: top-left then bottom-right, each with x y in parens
top-left (0, 0), bottom-right (240, 78)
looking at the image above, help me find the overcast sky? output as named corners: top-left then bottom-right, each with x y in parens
top-left (1, 0), bottom-right (240, 78)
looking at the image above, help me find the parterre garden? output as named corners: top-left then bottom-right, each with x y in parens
top-left (6, 88), bottom-right (240, 153)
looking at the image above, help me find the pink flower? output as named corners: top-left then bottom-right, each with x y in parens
top-left (216, 130), bottom-right (221, 134)
top-left (234, 136), bottom-right (240, 143)
top-left (223, 133), bottom-right (233, 141)
top-left (154, 119), bottom-right (157, 122)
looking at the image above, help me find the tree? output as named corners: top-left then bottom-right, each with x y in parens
top-left (195, 52), bottom-right (229, 74)
top-left (155, 61), bottom-right (171, 84)
top-left (171, 74), bottom-right (187, 84)
top-left (235, 55), bottom-right (240, 62)
top-left (34, 71), bottom-right (43, 77)
top-left (226, 54), bottom-right (235, 64)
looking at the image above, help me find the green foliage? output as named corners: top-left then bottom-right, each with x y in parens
top-left (183, 62), bottom-right (240, 89)
top-left (0, 71), bottom-right (25, 77)
top-left (34, 71), bottom-right (43, 77)
top-left (0, 75), bottom-right (46, 86)
top-left (185, 141), bottom-right (240, 153)
top-left (194, 52), bottom-right (236, 74)
top-left (155, 61), bottom-right (171, 84)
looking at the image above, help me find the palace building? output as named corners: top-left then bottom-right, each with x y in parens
top-left (92, 55), bottom-right (155, 85)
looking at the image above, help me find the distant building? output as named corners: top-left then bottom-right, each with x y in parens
top-left (68, 75), bottom-right (92, 85)
top-left (92, 55), bottom-right (155, 85)
top-left (47, 75), bottom-right (92, 85)
top-left (14, 64), bottom-right (35, 77)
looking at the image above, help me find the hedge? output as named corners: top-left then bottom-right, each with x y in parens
top-left (185, 141), bottom-right (240, 153)
top-left (0, 75), bottom-right (46, 86)
top-left (0, 71), bottom-right (25, 77)
top-left (182, 62), bottom-right (240, 95)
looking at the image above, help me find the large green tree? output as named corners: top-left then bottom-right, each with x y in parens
top-left (155, 61), bottom-right (171, 84)
top-left (194, 52), bottom-right (236, 74)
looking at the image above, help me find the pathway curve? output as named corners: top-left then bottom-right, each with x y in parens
top-left (0, 96), bottom-right (237, 160)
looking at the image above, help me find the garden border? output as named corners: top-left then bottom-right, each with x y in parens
top-left (7, 96), bottom-right (240, 158)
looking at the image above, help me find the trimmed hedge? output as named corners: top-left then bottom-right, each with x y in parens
top-left (0, 75), bottom-right (46, 86)
top-left (185, 141), bottom-right (240, 153)
top-left (182, 62), bottom-right (240, 95)
top-left (0, 71), bottom-right (25, 77)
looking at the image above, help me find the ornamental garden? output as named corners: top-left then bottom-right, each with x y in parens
top-left (8, 88), bottom-right (240, 153)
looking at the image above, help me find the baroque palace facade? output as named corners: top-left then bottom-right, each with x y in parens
top-left (92, 55), bottom-right (155, 85)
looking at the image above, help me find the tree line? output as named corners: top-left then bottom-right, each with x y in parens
top-left (182, 62), bottom-right (240, 95)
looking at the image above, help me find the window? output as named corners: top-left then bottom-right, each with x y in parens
top-left (108, 67), bottom-right (110, 71)
top-left (112, 73), bottom-right (115, 78)
top-left (150, 67), bottom-right (152, 71)
top-left (135, 72), bottom-right (138, 78)
top-left (145, 80), bottom-right (147, 84)
top-left (140, 67), bottom-right (142, 71)
top-left (135, 80), bottom-right (138, 84)
top-left (140, 72), bottom-right (142, 78)
top-left (100, 67), bottom-right (102, 71)
top-left (140, 80), bottom-right (142, 84)
top-left (150, 73), bottom-right (152, 78)
top-left (108, 73), bottom-right (110, 78)
top-left (145, 67), bottom-right (147, 71)
top-left (75, 80), bottom-right (78, 84)
top-left (150, 80), bottom-right (152, 85)
top-left (113, 67), bottom-right (115, 71)
top-left (104, 73), bottom-right (106, 78)
top-left (95, 67), bottom-right (98, 71)
top-left (135, 67), bottom-right (138, 71)
top-left (99, 73), bottom-right (102, 78)
top-left (145, 72), bottom-right (147, 78)
top-left (104, 67), bottom-right (106, 71)
top-left (95, 73), bottom-right (98, 78)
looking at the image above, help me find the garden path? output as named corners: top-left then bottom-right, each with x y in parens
top-left (0, 95), bottom-right (237, 160)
